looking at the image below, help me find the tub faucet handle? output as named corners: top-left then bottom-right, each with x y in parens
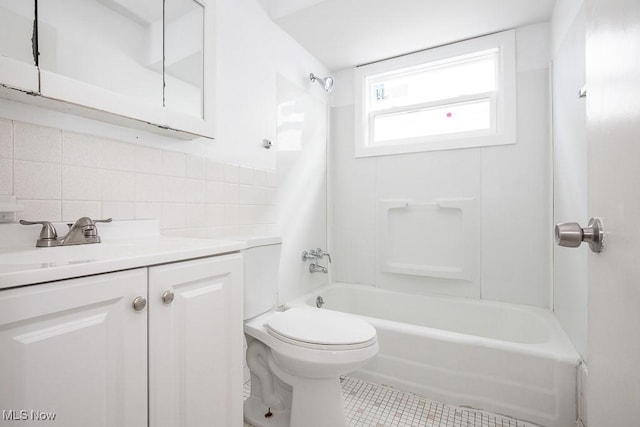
top-left (313, 248), bottom-right (332, 263)
top-left (302, 250), bottom-right (317, 262)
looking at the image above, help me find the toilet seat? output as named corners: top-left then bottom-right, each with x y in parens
top-left (265, 307), bottom-right (377, 351)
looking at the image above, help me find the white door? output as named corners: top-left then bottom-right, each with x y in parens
top-left (148, 254), bottom-right (243, 427)
top-left (585, 0), bottom-right (640, 425)
top-left (0, 269), bottom-right (148, 427)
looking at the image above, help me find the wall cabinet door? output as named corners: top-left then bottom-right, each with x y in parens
top-left (148, 253), bottom-right (243, 427)
top-left (0, 0), bottom-right (39, 93)
top-left (0, 0), bottom-right (214, 139)
top-left (0, 269), bottom-right (148, 427)
top-left (35, 0), bottom-right (215, 139)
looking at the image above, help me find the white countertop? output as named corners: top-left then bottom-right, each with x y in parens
top-left (0, 220), bottom-right (245, 289)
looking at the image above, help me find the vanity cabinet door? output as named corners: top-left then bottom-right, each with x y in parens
top-left (0, 269), bottom-right (148, 427)
top-left (148, 254), bottom-right (243, 427)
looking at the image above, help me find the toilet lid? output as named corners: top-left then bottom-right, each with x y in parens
top-left (266, 307), bottom-right (377, 349)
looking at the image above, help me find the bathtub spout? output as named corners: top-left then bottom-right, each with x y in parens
top-left (246, 340), bottom-right (284, 410)
top-left (309, 262), bottom-right (328, 273)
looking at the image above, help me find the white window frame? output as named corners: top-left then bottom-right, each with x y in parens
top-left (354, 30), bottom-right (516, 157)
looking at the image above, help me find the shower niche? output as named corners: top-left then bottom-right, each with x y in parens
top-left (0, 0), bottom-right (213, 139)
top-left (378, 198), bottom-right (479, 285)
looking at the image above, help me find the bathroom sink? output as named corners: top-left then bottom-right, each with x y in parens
top-left (0, 238), bottom-right (239, 267)
top-left (0, 246), bottom-right (105, 266)
top-left (0, 249), bottom-right (59, 265)
top-left (0, 241), bottom-right (158, 266)
top-left (0, 220), bottom-right (245, 289)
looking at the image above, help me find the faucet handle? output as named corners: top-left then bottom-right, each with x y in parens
top-left (315, 248), bottom-right (332, 263)
top-left (19, 220), bottom-right (59, 247)
top-left (71, 217), bottom-right (112, 228)
top-left (302, 251), bottom-right (317, 262)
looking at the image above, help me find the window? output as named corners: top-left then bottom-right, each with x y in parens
top-left (354, 30), bottom-right (516, 157)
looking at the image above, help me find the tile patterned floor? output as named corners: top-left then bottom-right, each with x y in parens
top-left (244, 376), bottom-right (539, 427)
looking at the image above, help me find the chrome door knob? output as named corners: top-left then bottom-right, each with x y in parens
top-left (162, 291), bottom-right (175, 304)
top-left (132, 296), bottom-right (147, 311)
top-left (555, 217), bottom-right (605, 253)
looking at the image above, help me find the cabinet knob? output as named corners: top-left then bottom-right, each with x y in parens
top-left (162, 291), bottom-right (175, 305)
top-left (132, 296), bottom-right (147, 311)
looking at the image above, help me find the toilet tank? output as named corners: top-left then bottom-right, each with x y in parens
top-left (242, 236), bottom-right (282, 320)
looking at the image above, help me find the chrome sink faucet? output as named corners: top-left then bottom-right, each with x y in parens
top-left (20, 217), bottom-right (112, 247)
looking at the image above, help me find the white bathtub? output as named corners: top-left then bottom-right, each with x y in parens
top-left (287, 283), bottom-right (580, 427)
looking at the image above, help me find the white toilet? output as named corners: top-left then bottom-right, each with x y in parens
top-left (243, 237), bottom-right (378, 427)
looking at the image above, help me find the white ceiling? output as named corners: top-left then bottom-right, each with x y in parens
top-left (98, 0), bottom-right (198, 25)
top-left (261, 0), bottom-right (556, 71)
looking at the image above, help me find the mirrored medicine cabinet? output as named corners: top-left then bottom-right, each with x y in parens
top-left (0, 0), bottom-right (213, 139)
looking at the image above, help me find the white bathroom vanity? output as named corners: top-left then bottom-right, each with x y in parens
top-left (0, 220), bottom-right (243, 426)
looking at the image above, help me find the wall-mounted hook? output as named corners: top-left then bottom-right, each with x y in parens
top-left (578, 85), bottom-right (587, 99)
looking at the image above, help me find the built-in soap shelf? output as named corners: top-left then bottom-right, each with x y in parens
top-left (378, 198), bottom-right (478, 281)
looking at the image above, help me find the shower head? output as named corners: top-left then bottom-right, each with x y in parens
top-left (310, 73), bottom-right (334, 93)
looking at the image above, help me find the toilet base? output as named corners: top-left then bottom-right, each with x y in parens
top-left (244, 377), bottom-right (348, 427)
top-left (244, 396), bottom-right (290, 427)
top-left (288, 377), bottom-right (348, 427)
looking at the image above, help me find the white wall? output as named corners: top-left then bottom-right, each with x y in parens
top-left (551, 0), bottom-right (587, 360)
top-left (330, 24), bottom-right (553, 307)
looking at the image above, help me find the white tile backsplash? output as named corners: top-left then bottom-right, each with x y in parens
top-left (101, 139), bottom-right (135, 172)
top-left (264, 187), bottom-right (277, 206)
top-left (239, 185), bottom-right (253, 205)
top-left (223, 163), bottom-right (239, 183)
top-left (14, 122), bottom-right (62, 163)
top-left (185, 179), bottom-right (206, 204)
top-left (265, 170), bottom-right (277, 188)
top-left (185, 203), bottom-right (207, 228)
top-left (239, 166), bottom-right (254, 185)
top-left (135, 202), bottom-right (162, 220)
top-left (134, 145), bottom-right (162, 175)
top-left (238, 205), bottom-right (253, 224)
top-left (206, 159), bottom-right (223, 181)
top-left (162, 203), bottom-right (186, 229)
top-left (253, 169), bottom-right (266, 186)
top-left (135, 174), bottom-right (163, 203)
top-left (1, 122), bottom-right (277, 231)
top-left (62, 165), bottom-right (102, 201)
top-left (222, 183), bottom-right (239, 205)
top-left (206, 181), bottom-right (224, 204)
top-left (19, 200), bottom-right (61, 222)
top-left (102, 170), bottom-right (135, 202)
top-left (0, 119), bottom-right (12, 159)
top-left (62, 132), bottom-right (101, 168)
top-left (224, 204), bottom-right (239, 225)
top-left (186, 154), bottom-right (206, 179)
top-left (14, 160), bottom-right (61, 200)
top-left (206, 204), bottom-right (225, 224)
top-left (102, 201), bottom-right (135, 220)
top-left (162, 176), bottom-right (186, 203)
top-left (162, 151), bottom-right (186, 177)
top-left (0, 158), bottom-right (12, 195)
top-left (62, 200), bottom-right (101, 222)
